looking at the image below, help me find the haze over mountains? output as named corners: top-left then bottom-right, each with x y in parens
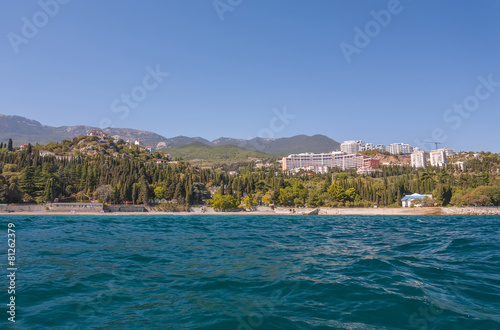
top-left (0, 114), bottom-right (340, 155)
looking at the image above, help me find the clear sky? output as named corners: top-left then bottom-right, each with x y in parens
top-left (1, 0), bottom-right (499, 152)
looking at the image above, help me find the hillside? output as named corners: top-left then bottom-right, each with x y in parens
top-left (212, 134), bottom-right (340, 155)
top-left (0, 114), bottom-right (172, 147)
top-left (162, 142), bottom-right (271, 164)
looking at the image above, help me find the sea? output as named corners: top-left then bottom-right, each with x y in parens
top-left (2, 214), bottom-right (499, 329)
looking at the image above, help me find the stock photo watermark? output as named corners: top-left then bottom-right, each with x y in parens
top-left (340, 0), bottom-right (410, 64)
top-left (415, 74), bottom-right (499, 150)
top-left (408, 301), bottom-right (443, 329)
top-left (237, 281), bottom-right (300, 330)
top-left (6, 222), bottom-right (17, 323)
top-left (7, 0), bottom-right (71, 54)
top-left (99, 65), bottom-right (169, 129)
top-left (247, 106), bottom-right (296, 151)
top-left (65, 263), bottom-right (156, 329)
top-left (213, 0), bottom-right (244, 21)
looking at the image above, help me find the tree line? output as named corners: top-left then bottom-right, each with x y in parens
top-left (1, 139), bottom-right (499, 209)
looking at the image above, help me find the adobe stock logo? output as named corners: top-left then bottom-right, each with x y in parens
top-left (7, 0), bottom-right (71, 54)
top-left (339, 0), bottom-right (407, 64)
top-left (213, 0), bottom-right (243, 21)
top-left (414, 74), bottom-right (499, 151)
top-left (99, 65), bottom-right (169, 129)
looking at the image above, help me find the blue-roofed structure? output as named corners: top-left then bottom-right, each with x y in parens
top-left (401, 193), bottom-right (433, 207)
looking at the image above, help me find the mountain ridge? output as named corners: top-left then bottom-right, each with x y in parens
top-left (0, 114), bottom-right (340, 155)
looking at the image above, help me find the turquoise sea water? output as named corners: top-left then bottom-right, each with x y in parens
top-left (2, 215), bottom-right (500, 329)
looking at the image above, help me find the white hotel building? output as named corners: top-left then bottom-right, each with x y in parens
top-left (282, 152), bottom-right (379, 172)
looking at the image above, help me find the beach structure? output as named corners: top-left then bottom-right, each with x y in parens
top-left (401, 193), bottom-right (433, 207)
top-left (49, 203), bottom-right (104, 212)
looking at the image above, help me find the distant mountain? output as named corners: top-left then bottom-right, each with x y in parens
top-left (159, 136), bottom-right (212, 149)
top-left (162, 142), bottom-right (270, 164)
top-left (0, 114), bottom-right (340, 155)
top-left (212, 134), bottom-right (340, 155)
top-left (0, 114), bottom-right (198, 148)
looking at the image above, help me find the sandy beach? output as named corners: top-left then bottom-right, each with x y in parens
top-left (2, 207), bottom-right (500, 216)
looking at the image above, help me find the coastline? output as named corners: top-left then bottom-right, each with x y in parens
top-left (1, 207), bottom-right (500, 216)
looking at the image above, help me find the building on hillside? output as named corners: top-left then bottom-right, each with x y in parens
top-left (292, 164), bottom-right (329, 174)
top-left (411, 150), bottom-right (427, 168)
top-left (442, 148), bottom-right (454, 156)
top-left (19, 144), bottom-right (28, 150)
top-left (453, 161), bottom-right (466, 171)
top-left (134, 140), bottom-right (142, 146)
top-left (87, 129), bottom-right (110, 139)
top-left (356, 166), bottom-right (381, 175)
top-left (430, 149), bottom-right (447, 167)
top-left (390, 143), bottom-right (413, 155)
top-left (145, 146), bottom-right (155, 154)
top-left (356, 140), bottom-right (366, 149)
top-left (401, 193), bottom-right (433, 207)
top-left (39, 150), bottom-right (54, 157)
top-left (340, 141), bottom-right (359, 155)
top-left (359, 142), bottom-right (386, 152)
top-left (282, 151), bottom-right (379, 172)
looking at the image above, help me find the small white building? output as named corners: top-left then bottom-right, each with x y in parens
top-left (292, 165), bottom-right (329, 174)
top-left (401, 193), bottom-right (433, 207)
top-left (356, 166), bottom-right (380, 175)
top-left (39, 150), bottom-right (54, 157)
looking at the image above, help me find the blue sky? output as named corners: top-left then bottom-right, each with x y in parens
top-left (1, 0), bottom-right (499, 152)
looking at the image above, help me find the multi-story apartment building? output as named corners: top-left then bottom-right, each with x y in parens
top-left (340, 141), bottom-right (359, 155)
top-left (390, 143), bottom-right (413, 155)
top-left (430, 149), bottom-right (447, 167)
top-left (442, 148), bottom-right (454, 156)
top-left (282, 152), bottom-right (379, 172)
top-left (411, 150), bottom-right (427, 168)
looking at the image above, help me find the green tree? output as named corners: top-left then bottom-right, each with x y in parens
top-left (210, 194), bottom-right (239, 211)
top-left (7, 138), bottom-right (13, 152)
top-left (262, 191), bottom-right (274, 205)
top-left (43, 178), bottom-right (56, 202)
top-left (94, 185), bottom-right (113, 202)
top-left (154, 186), bottom-right (166, 200)
top-left (327, 183), bottom-right (348, 203)
top-left (345, 188), bottom-right (360, 202)
top-left (306, 189), bottom-right (323, 207)
top-left (240, 194), bottom-right (257, 209)
top-left (19, 166), bottom-right (37, 197)
top-left (139, 181), bottom-right (149, 205)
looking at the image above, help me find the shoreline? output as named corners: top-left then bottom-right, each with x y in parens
top-left (1, 207), bottom-right (500, 216)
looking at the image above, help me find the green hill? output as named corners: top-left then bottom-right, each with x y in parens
top-left (161, 142), bottom-right (272, 164)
